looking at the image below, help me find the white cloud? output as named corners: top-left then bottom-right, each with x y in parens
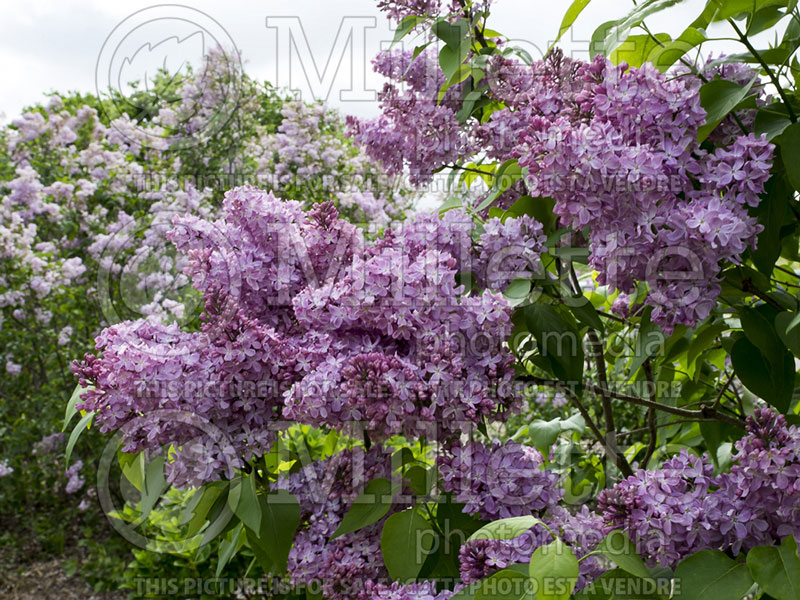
top-left (0, 0), bottom-right (748, 120)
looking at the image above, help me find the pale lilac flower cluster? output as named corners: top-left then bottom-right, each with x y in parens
top-left (377, 0), bottom-right (441, 20)
top-left (0, 459), bottom-right (13, 477)
top-left (33, 432), bottom-right (65, 455)
top-left (249, 101), bottom-right (409, 222)
top-left (438, 440), bottom-right (562, 520)
top-left (65, 459), bottom-right (85, 494)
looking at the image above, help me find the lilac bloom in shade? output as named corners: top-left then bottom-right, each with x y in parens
top-left (65, 460), bottom-right (85, 494)
top-left (274, 446), bottom-right (396, 600)
top-left (438, 440), bottom-right (563, 520)
top-left (598, 407), bottom-right (800, 567)
top-left (458, 506), bottom-right (608, 591)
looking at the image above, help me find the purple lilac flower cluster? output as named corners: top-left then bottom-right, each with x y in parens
top-left (349, 41), bottom-right (774, 331)
top-left (275, 446), bottom-right (395, 600)
top-left (376, 0), bottom-right (487, 22)
top-left (65, 459), bottom-right (85, 494)
top-left (478, 215), bottom-right (546, 290)
top-left (598, 407), bottom-right (800, 567)
top-left (458, 505), bottom-right (608, 590)
top-left (363, 580), bottom-right (458, 600)
top-left (438, 440), bottom-right (562, 520)
top-left (515, 57), bottom-right (773, 331)
top-left (347, 50), bottom-right (475, 185)
top-left (75, 187), bottom-right (528, 484)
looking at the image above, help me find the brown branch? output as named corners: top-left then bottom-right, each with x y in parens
top-left (642, 360), bottom-right (658, 466)
top-left (587, 329), bottom-right (633, 477)
top-left (521, 375), bottom-right (747, 430)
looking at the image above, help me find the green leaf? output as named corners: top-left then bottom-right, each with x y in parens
top-left (569, 298), bottom-right (605, 332)
top-left (628, 307), bottom-right (662, 380)
top-left (529, 538), bottom-right (579, 600)
top-left (216, 523), bottom-right (243, 578)
top-left (528, 418), bottom-right (563, 455)
top-left (524, 303), bottom-right (584, 383)
top-left (649, 27), bottom-right (707, 71)
top-left (686, 321), bottom-right (727, 376)
top-left (469, 516), bottom-right (545, 542)
top-left (185, 483), bottom-right (226, 537)
top-left (393, 15), bottom-right (426, 45)
top-left (118, 451), bottom-right (144, 492)
top-left (330, 477), bottom-right (392, 539)
top-left (551, 0), bottom-right (592, 50)
top-left (245, 526), bottom-right (274, 574)
top-left (609, 33), bottom-right (671, 68)
top-left (439, 44), bottom-right (469, 81)
top-left (697, 77), bottom-right (756, 141)
top-left (475, 568), bottom-right (534, 600)
top-left (749, 5), bottom-right (791, 35)
top-left (778, 122), bottom-right (800, 192)
top-left (699, 420), bottom-right (742, 469)
top-left (255, 489), bottom-right (300, 573)
top-left (504, 278), bottom-right (532, 306)
top-left (136, 453), bottom-right (166, 521)
top-left (63, 383), bottom-right (91, 431)
top-left (731, 334), bottom-right (794, 413)
top-left (747, 535), bottom-right (800, 600)
top-left (775, 310), bottom-right (800, 356)
top-left (590, 21), bottom-right (618, 57)
top-left (380, 509), bottom-right (435, 581)
top-left (229, 473), bottom-right (262, 534)
top-left (432, 18), bottom-right (468, 49)
top-left (673, 550), bottom-right (754, 600)
top-left (597, 530), bottom-right (653, 581)
top-left (404, 465), bottom-right (432, 496)
top-left (573, 568), bottom-right (665, 599)
top-left (752, 175), bottom-right (791, 274)
top-left (65, 410), bottom-right (94, 465)
top-left (707, 0), bottom-right (787, 22)
top-left (755, 106), bottom-right (793, 140)
top-left (600, 0), bottom-right (690, 56)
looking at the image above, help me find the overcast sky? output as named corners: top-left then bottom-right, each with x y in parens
top-left (0, 0), bottom-right (742, 122)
